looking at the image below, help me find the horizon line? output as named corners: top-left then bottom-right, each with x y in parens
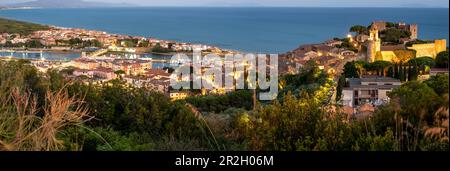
top-left (3, 5), bottom-right (449, 9)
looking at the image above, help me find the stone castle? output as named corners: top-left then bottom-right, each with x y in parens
top-left (362, 21), bottom-right (446, 63)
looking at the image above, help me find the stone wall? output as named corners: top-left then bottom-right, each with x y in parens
top-left (408, 39), bottom-right (447, 58)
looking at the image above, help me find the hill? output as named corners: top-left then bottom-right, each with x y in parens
top-left (7, 0), bottom-right (135, 8)
top-left (0, 18), bottom-right (50, 35)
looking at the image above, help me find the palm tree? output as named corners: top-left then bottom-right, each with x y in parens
top-left (114, 70), bottom-right (126, 79)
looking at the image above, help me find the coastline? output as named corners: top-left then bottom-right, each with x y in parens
top-left (1, 7), bottom-right (448, 54)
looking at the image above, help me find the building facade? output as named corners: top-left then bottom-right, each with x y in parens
top-left (342, 76), bottom-right (401, 107)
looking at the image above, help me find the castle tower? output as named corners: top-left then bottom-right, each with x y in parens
top-left (409, 24), bottom-right (418, 40)
top-left (366, 26), bottom-right (381, 62)
top-left (369, 26), bottom-right (379, 41)
top-left (434, 39), bottom-right (447, 55)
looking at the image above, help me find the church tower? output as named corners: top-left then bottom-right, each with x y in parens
top-left (409, 24), bottom-right (418, 40)
top-left (366, 26), bottom-right (381, 62)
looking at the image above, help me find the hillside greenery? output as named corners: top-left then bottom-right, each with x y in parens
top-left (0, 18), bottom-right (50, 35)
top-left (0, 60), bottom-right (448, 151)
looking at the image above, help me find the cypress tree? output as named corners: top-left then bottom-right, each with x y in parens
top-left (387, 67), bottom-right (394, 78)
top-left (403, 66), bottom-right (407, 82)
top-left (411, 64), bottom-right (418, 81)
top-left (336, 75), bottom-right (346, 102)
top-left (408, 64), bottom-right (412, 81)
top-left (399, 63), bottom-right (405, 82)
top-left (394, 63), bottom-right (399, 79)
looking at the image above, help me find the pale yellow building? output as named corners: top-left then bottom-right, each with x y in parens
top-left (407, 39), bottom-right (447, 58)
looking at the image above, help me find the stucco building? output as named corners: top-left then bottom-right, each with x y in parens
top-left (342, 76), bottom-right (401, 108)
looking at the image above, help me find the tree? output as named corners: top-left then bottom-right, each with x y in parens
top-left (381, 28), bottom-right (411, 43)
top-left (408, 64), bottom-right (412, 81)
top-left (114, 70), bottom-right (126, 79)
top-left (336, 75), bottom-right (346, 102)
top-left (151, 43), bottom-right (174, 53)
top-left (435, 51), bottom-right (449, 68)
top-left (410, 64), bottom-right (418, 81)
top-left (399, 63), bottom-right (405, 82)
top-left (394, 63), bottom-right (399, 79)
top-left (26, 39), bottom-right (44, 48)
top-left (343, 61), bottom-right (367, 78)
top-left (403, 66), bottom-right (407, 82)
top-left (138, 41), bottom-right (150, 47)
top-left (424, 74), bottom-right (449, 95)
top-left (386, 81), bottom-right (442, 151)
top-left (409, 57), bottom-right (436, 68)
top-left (386, 22), bottom-right (396, 28)
top-left (387, 67), bottom-right (394, 78)
top-left (394, 50), bottom-right (416, 62)
top-left (367, 61), bottom-right (392, 76)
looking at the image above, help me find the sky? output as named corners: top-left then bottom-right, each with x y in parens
top-left (0, 0), bottom-right (449, 7)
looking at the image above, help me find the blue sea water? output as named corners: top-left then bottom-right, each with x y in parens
top-left (0, 7), bottom-right (448, 54)
top-left (0, 51), bottom-right (80, 61)
top-left (0, 51), bottom-right (171, 68)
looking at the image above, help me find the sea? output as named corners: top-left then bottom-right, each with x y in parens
top-left (0, 7), bottom-right (448, 54)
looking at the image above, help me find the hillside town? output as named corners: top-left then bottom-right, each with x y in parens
top-left (281, 21), bottom-right (448, 118)
top-left (0, 4), bottom-right (449, 154)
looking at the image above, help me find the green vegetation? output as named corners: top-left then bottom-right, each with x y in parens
top-left (335, 75), bottom-right (346, 102)
top-left (0, 18), bottom-right (50, 35)
top-left (0, 60), bottom-right (448, 151)
top-left (436, 51), bottom-right (449, 68)
top-left (425, 74), bottom-right (449, 95)
top-left (279, 61), bottom-right (333, 102)
top-left (183, 90), bottom-right (254, 114)
top-left (0, 39), bottom-right (45, 48)
top-left (408, 57), bottom-right (435, 74)
top-left (386, 22), bottom-right (396, 28)
top-left (349, 25), bottom-right (368, 34)
top-left (56, 38), bottom-right (103, 48)
top-left (335, 38), bottom-right (358, 52)
top-left (380, 28), bottom-right (411, 43)
top-left (342, 60), bottom-right (423, 82)
top-left (151, 43), bottom-right (175, 53)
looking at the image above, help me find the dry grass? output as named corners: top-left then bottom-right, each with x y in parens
top-left (0, 88), bottom-right (92, 151)
top-left (424, 102), bottom-right (449, 143)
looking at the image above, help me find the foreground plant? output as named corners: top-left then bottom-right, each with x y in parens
top-left (0, 88), bottom-right (91, 151)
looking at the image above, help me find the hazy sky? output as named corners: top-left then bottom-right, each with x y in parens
top-left (1, 0), bottom-right (449, 7)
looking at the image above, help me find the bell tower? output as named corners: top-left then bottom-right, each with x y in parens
top-left (367, 26), bottom-right (381, 62)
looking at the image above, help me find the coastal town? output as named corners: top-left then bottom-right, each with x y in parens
top-left (0, 0), bottom-right (449, 156)
top-left (0, 18), bottom-right (449, 120)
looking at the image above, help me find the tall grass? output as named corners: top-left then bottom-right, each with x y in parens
top-left (0, 88), bottom-right (92, 151)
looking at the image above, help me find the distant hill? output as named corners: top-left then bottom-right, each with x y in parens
top-left (0, 18), bottom-right (50, 35)
top-left (7, 0), bottom-right (136, 8)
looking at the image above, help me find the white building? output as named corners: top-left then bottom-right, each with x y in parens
top-left (342, 76), bottom-right (401, 107)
